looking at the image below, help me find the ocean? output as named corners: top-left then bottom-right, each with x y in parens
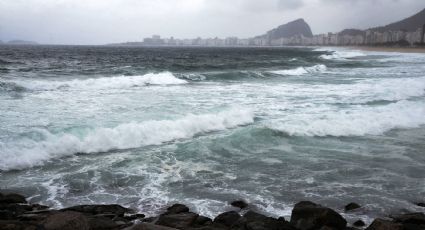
top-left (1, 45), bottom-right (424, 223)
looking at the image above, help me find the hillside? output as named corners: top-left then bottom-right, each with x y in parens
top-left (371, 8), bottom-right (425, 32)
top-left (258, 18), bottom-right (313, 40)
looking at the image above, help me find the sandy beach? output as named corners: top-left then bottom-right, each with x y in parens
top-left (349, 46), bottom-right (425, 53)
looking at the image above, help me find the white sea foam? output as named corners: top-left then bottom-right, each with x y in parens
top-left (0, 108), bottom-right (254, 171)
top-left (314, 47), bottom-right (367, 60)
top-left (269, 64), bottom-right (327, 76)
top-left (14, 72), bottom-right (187, 91)
top-left (268, 100), bottom-right (425, 137)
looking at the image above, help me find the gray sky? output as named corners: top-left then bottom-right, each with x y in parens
top-left (0, 0), bottom-right (424, 45)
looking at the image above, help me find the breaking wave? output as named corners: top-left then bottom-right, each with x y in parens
top-left (268, 100), bottom-right (425, 137)
top-left (315, 47), bottom-right (367, 60)
top-left (268, 64), bottom-right (327, 76)
top-left (0, 108), bottom-right (254, 171)
top-left (0, 81), bottom-right (27, 93)
top-left (13, 72), bottom-right (187, 91)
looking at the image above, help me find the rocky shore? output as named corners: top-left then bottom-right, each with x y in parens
top-left (1, 193), bottom-right (424, 230)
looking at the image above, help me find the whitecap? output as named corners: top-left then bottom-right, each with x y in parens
top-left (269, 64), bottom-right (327, 76)
top-left (12, 72), bottom-right (187, 91)
top-left (267, 100), bottom-right (425, 137)
top-left (0, 108), bottom-right (254, 171)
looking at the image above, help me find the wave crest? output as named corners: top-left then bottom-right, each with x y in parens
top-left (13, 72), bottom-right (187, 91)
top-left (269, 64), bottom-right (327, 76)
top-left (0, 108), bottom-right (254, 171)
top-left (267, 100), bottom-right (425, 137)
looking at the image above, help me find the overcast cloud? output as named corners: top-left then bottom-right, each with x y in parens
top-left (0, 0), bottom-right (424, 45)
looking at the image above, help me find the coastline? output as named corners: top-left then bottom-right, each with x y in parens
top-left (347, 46), bottom-right (425, 53)
top-left (1, 192), bottom-right (424, 230)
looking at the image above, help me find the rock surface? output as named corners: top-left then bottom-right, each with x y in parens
top-left (1, 192), bottom-right (425, 230)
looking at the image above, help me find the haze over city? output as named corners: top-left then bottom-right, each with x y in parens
top-left (1, 0), bottom-right (425, 45)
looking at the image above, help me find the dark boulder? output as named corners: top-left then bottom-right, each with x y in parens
top-left (87, 216), bottom-right (121, 230)
top-left (290, 201), bottom-right (347, 230)
top-left (0, 193), bottom-right (27, 204)
top-left (417, 203), bottom-right (425, 207)
top-left (165, 204), bottom-right (190, 214)
top-left (393, 212), bottom-right (425, 225)
top-left (156, 212), bottom-right (199, 229)
top-left (125, 213), bottom-right (146, 221)
top-left (236, 211), bottom-right (295, 230)
top-left (43, 211), bottom-right (90, 230)
top-left (193, 215), bottom-right (213, 227)
top-left (344, 203), bottom-right (361, 212)
top-left (366, 218), bottom-right (403, 230)
top-left (214, 211), bottom-right (241, 227)
top-left (231, 200), bottom-right (248, 209)
top-left (62, 204), bottom-right (131, 216)
top-left (126, 223), bottom-right (179, 230)
top-left (353, 219), bottom-right (366, 227)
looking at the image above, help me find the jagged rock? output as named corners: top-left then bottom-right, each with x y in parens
top-left (232, 211), bottom-right (295, 230)
top-left (214, 211), bottom-right (241, 227)
top-left (344, 203), bottom-right (361, 212)
top-left (192, 215), bottom-right (213, 227)
top-left (231, 200), bottom-right (248, 209)
top-left (353, 219), bottom-right (366, 227)
top-left (290, 201), bottom-right (347, 230)
top-left (393, 212), bottom-right (425, 225)
top-left (62, 204), bottom-right (131, 216)
top-left (366, 219), bottom-right (403, 230)
top-left (0, 193), bottom-right (27, 204)
top-left (88, 216), bottom-right (124, 230)
top-left (43, 211), bottom-right (90, 230)
top-left (156, 212), bottom-right (199, 229)
top-left (165, 204), bottom-right (190, 214)
top-left (0, 210), bottom-right (14, 220)
top-left (125, 223), bottom-right (179, 230)
top-left (125, 213), bottom-right (146, 221)
top-left (0, 220), bottom-right (38, 230)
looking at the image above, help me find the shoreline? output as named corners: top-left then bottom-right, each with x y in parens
top-left (347, 46), bottom-right (425, 53)
top-left (1, 192), bottom-right (424, 230)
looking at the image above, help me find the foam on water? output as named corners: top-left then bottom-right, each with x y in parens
top-left (315, 47), bottom-right (367, 60)
top-left (0, 108), bottom-right (254, 171)
top-left (10, 72), bottom-right (187, 91)
top-left (268, 100), bottom-right (425, 137)
top-left (269, 64), bottom-right (327, 76)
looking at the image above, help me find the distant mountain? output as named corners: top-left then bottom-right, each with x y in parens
top-left (7, 40), bottom-right (38, 45)
top-left (371, 8), bottom-right (425, 32)
top-left (338, 29), bottom-right (365, 36)
top-left (258, 18), bottom-right (313, 40)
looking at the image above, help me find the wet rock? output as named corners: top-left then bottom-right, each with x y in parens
top-left (236, 211), bottom-right (295, 230)
top-left (0, 220), bottom-right (38, 230)
top-left (43, 211), bottom-right (90, 230)
top-left (393, 212), bottom-right (425, 225)
top-left (62, 204), bottom-right (131, 216)
top-left (88, 216), bottom-right (123, 230)
top-left (0, 210), bottom-right (14, 220)
top-left (417, 203), bottom-right (425, 207)
top-left (192, 215), bottom-right (213, 227)
top-left (165, 204), bottom-right (190, 214)
top-left (344, 203), bottom-right (361, 212)
top-left (0, 193), bottom-right (27, 204)
top-left (353, 219), bottom-right (366, 227)
top-left (125, 223), bottom-right (179, 230)
top-left (214, 211), bottom-right (241, 228)
top-left (366, 218), bottom-right (403, 230)
top-left (231, 200), bottom-right (248, 209)
top-left (290, 201), bottom-right (347, 230)
top-left (31, 203), bottom-right (49, 210)
top-left (125, 213), bottom-right (146, 221)
top-left (156, 212), bottom-right (199, 229)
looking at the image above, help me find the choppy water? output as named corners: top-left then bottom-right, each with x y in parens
top-left (1, 45), bottom-right (425, 223)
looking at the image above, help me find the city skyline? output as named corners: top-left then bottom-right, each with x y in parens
top-left (1, 0), bottom-right (425, 45)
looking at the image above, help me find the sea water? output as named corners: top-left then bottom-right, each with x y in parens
top-left (1, 46), bottom-right (424, 224)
